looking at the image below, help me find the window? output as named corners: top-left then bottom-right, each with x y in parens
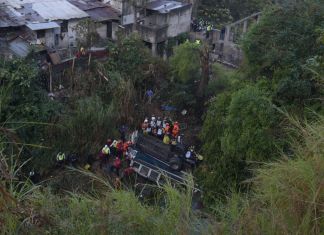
top-left (107, 22), bottom-right (112, 38)
top-left (36, 30), bottom-right (45, 39)
top-left (61, 20), bottom-right (68, 33)
top-left (55, 34), bottom-right (59, 46)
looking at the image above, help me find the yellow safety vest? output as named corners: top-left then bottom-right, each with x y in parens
top-left (102, 145), bottom-right (110, 155)
top-left (163, 135), bottom-right (170, 144)
top-left (56, 153), bottom-right (65, 161)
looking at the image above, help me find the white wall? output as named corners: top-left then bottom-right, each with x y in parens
top-left (112, 22), bottom-right (119, 40)
top-left (96, 23), bottom-right (107, 39)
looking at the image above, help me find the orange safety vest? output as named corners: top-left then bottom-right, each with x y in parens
top-left (172, 124), bottom-right (179, 137)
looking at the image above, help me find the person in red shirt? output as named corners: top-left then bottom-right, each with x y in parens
top-left (111, 157), bottom-right (121, 176)
top-left (116, 140), bottom-right (123, 158)
top-left (172, 121), bottom-right (180, 138)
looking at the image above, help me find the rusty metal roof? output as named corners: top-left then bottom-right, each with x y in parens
top-left (68, 0), bottom-right (120, 22)
top-left (86, 7), bottom-right (120, 22)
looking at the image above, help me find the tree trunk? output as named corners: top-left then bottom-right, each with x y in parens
top-left (197, 45), bottom-right (210, 98)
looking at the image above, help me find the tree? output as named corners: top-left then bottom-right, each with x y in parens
top-left (74, 19), bottom-right (100, 49)
top-left (197, 93), bottom-right (233, 201)
top-left (222, 86), bottom-right (279, 162)
top-left (242, 1), bottom-right (324, 81)
top-left (170, 41), bottom-right (201, 83)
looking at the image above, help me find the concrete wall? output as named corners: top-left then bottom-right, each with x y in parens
top-left (166, 7), bottom-right (191, 37)
top-left (57, 19), bottom-right (80, 48)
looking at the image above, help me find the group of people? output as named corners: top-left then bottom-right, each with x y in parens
top-left (98, 139), bottom-right (134, 177)
top-left (141, 116), bottom-right (182, 146)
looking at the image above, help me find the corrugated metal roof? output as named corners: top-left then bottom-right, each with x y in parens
top-left (67, 0), bottom-right (105, 11)
top-left (27, 21), bottom-right (60, 30)
top-left (31, 0), bottom-right (89, 20)
top-left (146, 0), bottom-right (191, 14)
top-left (0, 1), bottom-right (45, 28)
top-left (0, 5), bottom-right (23, 27)
top-left (8, 37), bottom-right (30, 57)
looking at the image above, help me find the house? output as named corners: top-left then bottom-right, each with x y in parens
top-left (68, 0), bottom-right (121, 41)
top-left (103, 0), bottom-right (192, 56)
top-left (0, 0), bottom-right (89, 51)
top-left (138, 0), bottom-right (192, 56)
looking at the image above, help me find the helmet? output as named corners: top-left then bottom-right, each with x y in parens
top-left (144, 119), bottom-right (148, 123)
top-left (174, 121), bottom-right (179, 125)
top-left (166, 123), bottom-right (170, 126)
top-left (151, 116), bottom-right (156, 121)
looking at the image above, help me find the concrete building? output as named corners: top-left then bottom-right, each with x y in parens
top-left (103, 0), bottom-right (192, 56)
top-left (138, 0), bottom-right (192, 56)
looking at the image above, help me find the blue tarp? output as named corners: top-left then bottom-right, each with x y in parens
top-left (161, 105), bottom-right (177, 111)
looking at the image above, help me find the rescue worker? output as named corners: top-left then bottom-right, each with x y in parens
top-left (163, 123), bottom-right (170, 135)
top-left (206, 25), bottom-right (212, 38)
top-left (123, 167), bottom-right (134, 177)
top-left (142, 118), bottom-right (149, 134)
top-left (68, 153), bottom-right (78, 167)
top-left (123, 141), bottom-right (131, 157)
top-left (29, 170), bottom-right (40, 183)
top-left (170, 137), bottom-right (177, 151)
top-left (150, 115), bottom-right (156, 128)
top-left (100, 144), bottom-right (110, 168)
top-left (56, 152), bottom-right (66, 167)
top-left (157, 126), bottom-right (163, 139)
top-left (185, 147), bottom-right (194, 159)
top-left (110, 140), bottom-right (118, 156)
top-left (119, 125), bottom-right (127, 142)
top-left (116, 140), bottom-right (123, 158)
top-left (107, 139), bottom-right (113, 147)
top-left (84, 163), bottom-right (91, 171)
top-left (111, 157), bottom-right (121, 176)
top-left (156, 117), bottom-right (162, 127)
top-left (172, 121), bottom-right (180, 138)
top-left (163, 133), bottom-right (170, 144)
top-left (162, 117), bottom-right (167, 128)
top-left (152, 127), bottom-right (157, 136)
top-left (146, 123), bottom-right (152, 135)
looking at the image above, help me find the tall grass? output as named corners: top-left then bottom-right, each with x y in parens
top-left (1, 153), bottom-right (214, 235)
top-left (216, 115), bottom-right (324, 235)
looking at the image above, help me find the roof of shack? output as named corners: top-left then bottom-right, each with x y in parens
top-left (145, 0), bottom-right (191, 14)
